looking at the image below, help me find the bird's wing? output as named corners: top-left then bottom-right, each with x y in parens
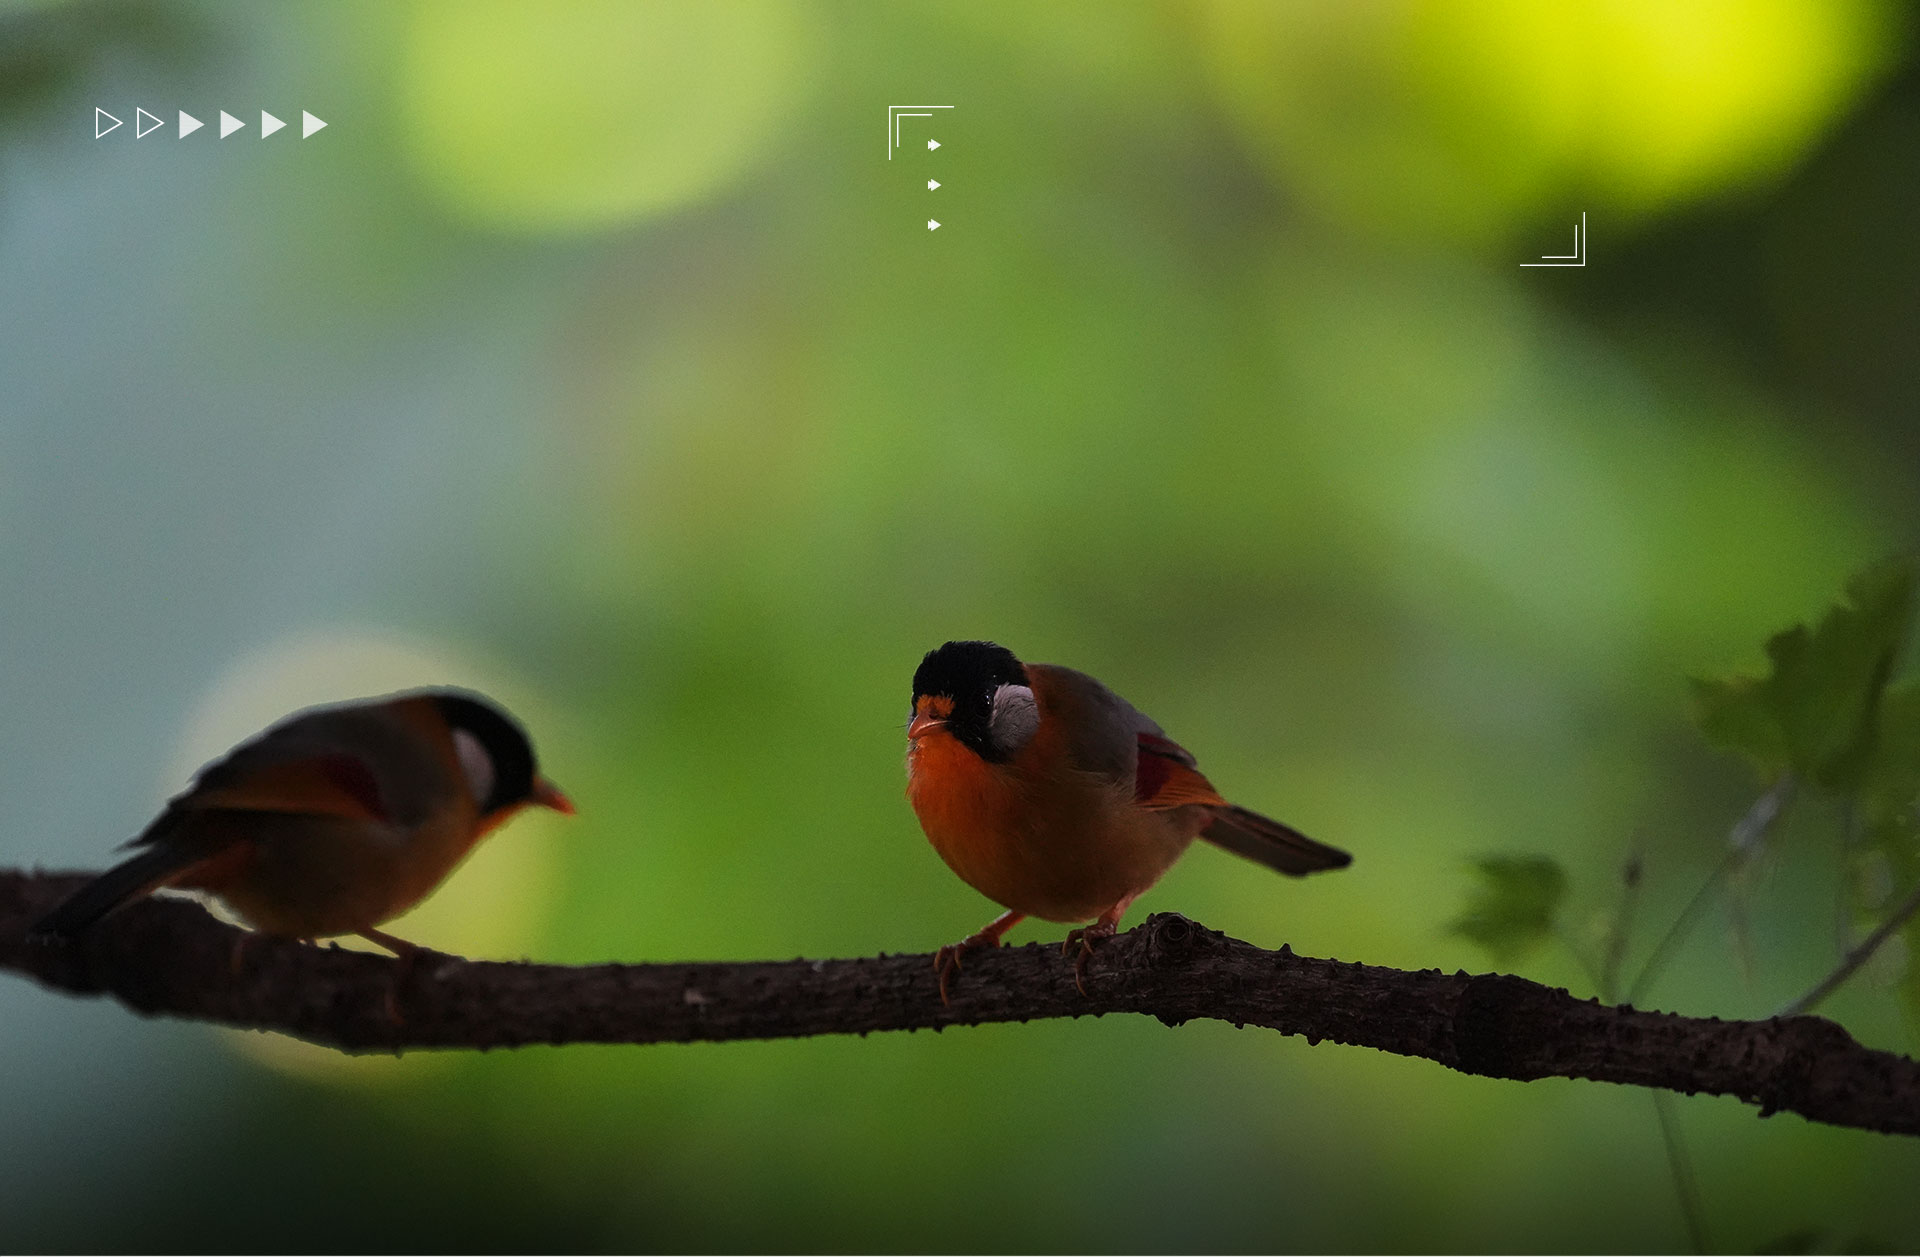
top-left (1133, 731), bottom-right (1230, 810)
top-left (1025, 664), bottom-right (1148, 783)
top-left (1027, 663), bottom-right (1228, 805)
top-left (136, 699), bottom-right (461, 842)
top-left (172, 751), bottom-right (393, 823)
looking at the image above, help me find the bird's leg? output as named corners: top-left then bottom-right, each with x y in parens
top-left (1062, 894), bottom-right (1137, 996)
top-left (227, 930), bottom-right (258, 978)
top-left (357, 928), bottom-right (425, 1025)
top-left (934, 910), bottom-right (1025, 1005)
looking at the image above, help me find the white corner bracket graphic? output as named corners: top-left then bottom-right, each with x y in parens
top-left (886, 104), bottom-right (953, 159)
top-left (1522, 212), bottom-right (1587, 268)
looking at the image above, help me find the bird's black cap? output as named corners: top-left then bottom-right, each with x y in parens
top-left (430, 690), bottom-right (537, 815)
top-left (911, 641), bottom-right (1028, 761)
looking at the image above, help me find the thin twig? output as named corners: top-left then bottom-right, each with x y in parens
top-left (1781, 880), bottom-right (1920, 1017)
top-left (1627, 776), bottom-right (1796, 1005)
top-left (1599, 851), bottom-right (1644, 1004)
top-left (1552, 924), bottom-right (1604, 994)
top-left (1651, 1090), bottom-right (1712, 1254)
top-left (1599, 851), bottom-right (1707, 1250)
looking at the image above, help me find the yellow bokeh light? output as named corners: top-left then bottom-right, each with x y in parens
top-left (1196, 0), bottom-right (1903, 245)
top-left (401, 0), bottom-right (823, 232)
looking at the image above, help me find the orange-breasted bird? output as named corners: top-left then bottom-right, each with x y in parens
top-left (905, 640), bottom-right (1349, 999)
top-left (33, 689), bottom-right (573, 965)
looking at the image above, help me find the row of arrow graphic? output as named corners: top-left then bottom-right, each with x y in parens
top-left (95, 108), bottom-right (327, 139)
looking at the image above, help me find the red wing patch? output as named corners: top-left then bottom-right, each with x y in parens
top-left (1135, 733), bottom-right (1228, 809)
top-left (166, 839), bottom-right (259, 893)
top-left (317, 754), bottom-right (389, 820)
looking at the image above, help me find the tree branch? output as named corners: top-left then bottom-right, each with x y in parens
top-left (6, 868), bottom-right (1920, 1138)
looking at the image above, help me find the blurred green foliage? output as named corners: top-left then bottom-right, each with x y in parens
top-left (1461, 557), bottom-right (1920, 1022)
top-left (3, 0), bottom-right (1920, 1251)
top-left (1449, 856), bottom-right (1570, 964)
top-left (1688, 557), bottom-right (1920, 1020)
top-left (1692, 556), bottom-right (1915, 791)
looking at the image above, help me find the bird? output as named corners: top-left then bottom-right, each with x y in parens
top-left (32, 689), bottom-right (573, 980)
top-left (905, 640), bottom-right (1349, 1001)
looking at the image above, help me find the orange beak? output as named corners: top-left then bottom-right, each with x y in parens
top-left (907, 714), bottom-right (947, 741)
top-left (531, 776), bottom-right (576, 815)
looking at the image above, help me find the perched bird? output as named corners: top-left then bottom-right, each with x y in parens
top-left (33, 689), bottom-right (573, 969)
top-left (906, 640), bottom-right (1349, 1000)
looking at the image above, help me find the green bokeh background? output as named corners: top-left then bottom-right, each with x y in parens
top-left (4, 1), bottom-right (1920, 1250)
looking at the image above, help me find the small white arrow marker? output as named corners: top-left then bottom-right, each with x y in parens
top-left (927, 139), bottom-right (940, 150)
top-left (301, 110), bottom-right (327, 138)
top-left (95, 108), bottom-right (122, 138)
top-left (178, 110), bottom-right (203, 138)
top-left (135, 108), bottom-right (164, 138)
top-left (927, 180), bottom-right (940, 190)
top-left (260, 110), bottom-right (286, 138)
top-left (219, 111), bottom-right (244, 138)
top-left (927, 220), bottom-right (940, 231)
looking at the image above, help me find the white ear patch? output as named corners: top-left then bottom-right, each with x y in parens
top-left (452, 727), bottom-right (495, 807)
top-left (988, 683), bottom-right (1039, 755)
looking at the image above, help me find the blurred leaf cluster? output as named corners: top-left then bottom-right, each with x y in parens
top-left (1458, 556), bottom-right (1920, 1014)
top-left (1693, 556), bottom-right (1915, 792)
top-left (1450, 856), bottom-right (1569, 964)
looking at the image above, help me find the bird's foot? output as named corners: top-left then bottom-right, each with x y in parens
top-left (934, 934), bottom-right (994, 1007)
top-left (227, 931), bottom-right (257, 978)
top-left (1061, 920), bottom-right (1119, 996)
top-left (932, 910), bottom-right (1026, 1005)
top-left (357, 928), bottom-right (426, 1025)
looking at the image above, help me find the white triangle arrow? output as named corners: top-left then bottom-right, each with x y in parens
top-left (927, 180), bottom-right (940, 190)
top-left (135, 108), bottom-right (164, 138)
top-left (260, 110), bottom-right (286, 138)
top-left (301, 110), bottom-right (327, 138)
top-left (219, 110), bottom-right (244, 138)
top-left (178, 110), bottom-right (203, 138)
top-left (94, 108), bottom-right (122, 138)
top-left (926, 139), bottom-right (940, 150)
top-left (927, 220), bottom-right (940, 231)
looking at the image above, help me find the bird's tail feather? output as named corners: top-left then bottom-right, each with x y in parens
top-left (1201, 805), bottom-right (1351, 877)
top-left (31, 843), bottom-right (205, 940)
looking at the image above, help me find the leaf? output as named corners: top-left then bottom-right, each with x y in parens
top-left (1449, 856), bottom-right (1568, 964)
top-left (1691, 556), bottom-right (1916, 790)
top-left (1692, 672), bottom-right (1790, 779)
top-left (1861, 681), bottom-right (1920, 818)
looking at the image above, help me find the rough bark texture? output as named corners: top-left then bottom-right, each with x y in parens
top-left (6, 869), bottom-right (1919, 1137)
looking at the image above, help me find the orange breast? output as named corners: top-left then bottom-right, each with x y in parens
top-left (907, 721), bottom-right (1198, 923)
top-left (907, 730), bottom-right (1024, 896)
